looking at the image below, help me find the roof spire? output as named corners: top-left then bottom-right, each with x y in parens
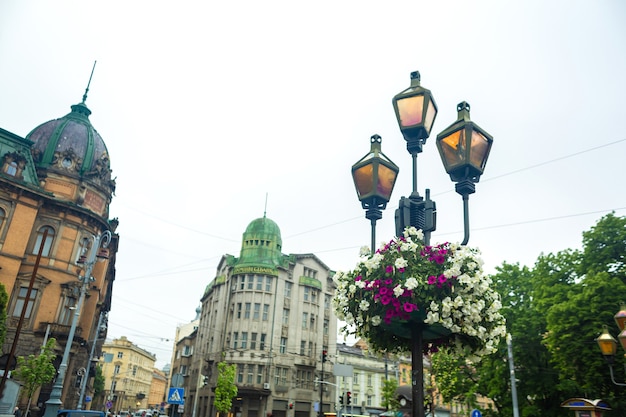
top-left (264, 192), bottom-right (268, 218)
top-left (82, 61), bottom-right (97, 104)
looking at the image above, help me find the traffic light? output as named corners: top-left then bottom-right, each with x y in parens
top-left (339, 394), bottom-right (344, 405)
top-left (202, 375), bottom-right (209, 386)
top-left (289, 403), bottom-right (294, 409)
top-left (322, 350), bottom-right (328, 363)
top-left (346, 392), bottom-right (351, 405)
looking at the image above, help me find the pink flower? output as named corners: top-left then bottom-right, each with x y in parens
top-left (403, 303), bottom-right (417, 313)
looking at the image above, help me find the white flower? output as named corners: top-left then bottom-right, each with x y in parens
top-left (404, 277), bottom-right (419, 290)
top-left (395, 257), bottom-right (408, 269)
top-left (359, 300), bottom-right (370, 311)
top-left (371, 316), bottom-right (382, 326)
top-left (393, 285), bottom-right (404, 298)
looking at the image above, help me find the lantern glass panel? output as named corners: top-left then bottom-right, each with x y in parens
top-left (353, 164), bottom-right (374, 197)
top-left (397, 95), bottom-right (425, 127)
top-left (376, 164), bottom-right (397, 200)
top-left (424, 100), bottom-right (437, 134)
top-left (439, 129), bottom-right (464, 169)
top-left (470, 130), bottom-right (491, 170)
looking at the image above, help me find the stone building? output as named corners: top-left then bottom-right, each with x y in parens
top-left (0, 89), bottom-right (118, 411)
top-left (174, 215), bottom-right (338, 417)
top-left (101, 337), bottom-right (157, 413)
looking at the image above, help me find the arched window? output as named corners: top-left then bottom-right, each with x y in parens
top-left (33, 226), bottom-right (55, 256)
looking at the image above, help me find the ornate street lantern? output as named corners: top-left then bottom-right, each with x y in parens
top-left (597, 325), bottom-right (618, 358)
top-left (392, 71), bottom-right (438, 154)
top-left (352, 134), bottom-right (399, 250)
top-left (436, 101), bottom-right (493, 186)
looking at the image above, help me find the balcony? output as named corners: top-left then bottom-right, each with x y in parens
top-left (35, 322), bottom-right (83, 339)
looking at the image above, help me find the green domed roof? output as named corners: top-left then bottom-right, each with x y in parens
top-left (238, 215), bottom-right (283, 267)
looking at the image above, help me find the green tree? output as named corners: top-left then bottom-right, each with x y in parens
top-left (214, 361), bottom-right (237, 416)
top-left (0, 283), bottom-right (7, 346)
top-left (381, 378), bottom-right (401, 411)
top-left (93, 365), bottom-right (105, 397)
top-left (14, 338), bottom-right (57, 415)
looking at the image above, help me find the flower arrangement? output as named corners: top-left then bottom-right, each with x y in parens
top-left (333, 227), bottom-right (506, 362)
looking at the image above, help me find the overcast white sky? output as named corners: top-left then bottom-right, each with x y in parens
top-left (1, 1), bottom-right (625, 368)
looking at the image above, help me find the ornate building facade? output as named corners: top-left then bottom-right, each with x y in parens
top-left (101, 337), bottom-right (157, 412)
top-left (0, 91), bottom-right (119, 411)
top-left (174, 215), bottom-right (338, 417)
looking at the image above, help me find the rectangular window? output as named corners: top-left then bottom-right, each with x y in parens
top-left (325, 294), bottom-right (331, 310)
top-left (284, 282), bottom-right (292, 298)
top-left (274, 366), bottom-right (288, 386)
top-left (241, 332), bottom-right (248, 349)
top-left (303, 267), bottom-right (317, 278)
top-left (257, 365), bottom-right (265, 384)
top-left (302, 312), bottom-right (308, 329)
top-left (260, 334), bottom-right (266, 351)
top-left (354, 372), bottom-right (359, 384)
top-left (247, 276), bottom-right (254, 290)
top-left (282, 308), bottom-right (289, 325)
top-left (323, 319), bottom-right (329, 335)
top-left (240, 276), bottom-right (246, 290)
top-left (310, 314), bottom-right (316, 329)
top-left (236, 303), bottom-right (242, 319)
top-left (233, 332), bottom-right (239, 349)
top-left (263, 304), bottom-right (269, 321)
top-left (304, 287), bottom-right (310, 301)
top-left (300, 341), bottom-right (306, 356)
top-left (367, 395), bottom-right (372, 407)
top-left (247, 364), bottom-right (254, 384)
top-left (244, 303), bottom-right (251, 319)
top-left (114, 365), bottom-right (121, 374)
top-left (280, 337), bottom-right (287, 354)
top-left (251, 333), bottom-right (257, 350)
top-left (265, 277), bottom-right (272, 291)
top-left (256, 276), bottom-right (263, 290)
top-left (237, 364), bottom-right (244, 383)
top-left (117, 352), bottom-right (123, 359)
top-left (311, 289), bottom-right (317, 303)
top-left (367, 373), bottom-right (372, 386)
top-left (12, 287), bottom-right (38, 318)
top-left (253, 303), bottom-right (260, 320)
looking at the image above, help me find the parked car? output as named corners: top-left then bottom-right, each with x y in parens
top-left (58, 410), bottom-right (106, 417)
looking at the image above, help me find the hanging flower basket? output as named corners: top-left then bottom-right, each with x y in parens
top-left (333, 227), bottom-right (506, 362)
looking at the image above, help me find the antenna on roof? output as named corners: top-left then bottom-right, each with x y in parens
top-left (264, 193), bottom-right (268, 218)
top-left (82, 61), bottom-right (97, 104)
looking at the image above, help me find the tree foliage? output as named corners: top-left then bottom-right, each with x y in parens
top-left (430, 213), bottom-right (626, 416)
top-left (214, 361), bottom-right (237, 416)
top-left (381, 378), bottom-right (401, 411)
top-left (14, 338), bottom-right (57, 414)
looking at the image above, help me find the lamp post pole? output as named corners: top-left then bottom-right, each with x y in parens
top-left (389, 71), bottom-right (493, 417)
top-left (77, 310), bottom-right (106, 409)
top-left (43, 230), bottom-right (112, 417)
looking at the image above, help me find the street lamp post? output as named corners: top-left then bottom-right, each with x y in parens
top-left (43, 230), bottom-right (112, 417)
top-left (388, 70), bottom-right (492, 417)
top-left (596, 305), bottom-right (626, 387)
top-left (351, 134), bottom-right (399, 252)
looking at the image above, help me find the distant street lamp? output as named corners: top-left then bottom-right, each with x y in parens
top-left (390, 70), bottom-right (493, 417)
top-left (597, 305), bottom-right (626, 387)
top-left (43, 230), bottom-right (112, 417)
top-left (351, 134), bottom-right (399, 251)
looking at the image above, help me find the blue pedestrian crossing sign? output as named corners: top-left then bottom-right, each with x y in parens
top-left (167, 387), bottom-right (185, 404)
top-left (471, 410), bottom-right (482, 417)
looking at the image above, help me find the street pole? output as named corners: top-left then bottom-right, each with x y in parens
top-left (43, 231), bottom-right (111, 417)
top-left (78, 311), bottom-right (105, 409)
